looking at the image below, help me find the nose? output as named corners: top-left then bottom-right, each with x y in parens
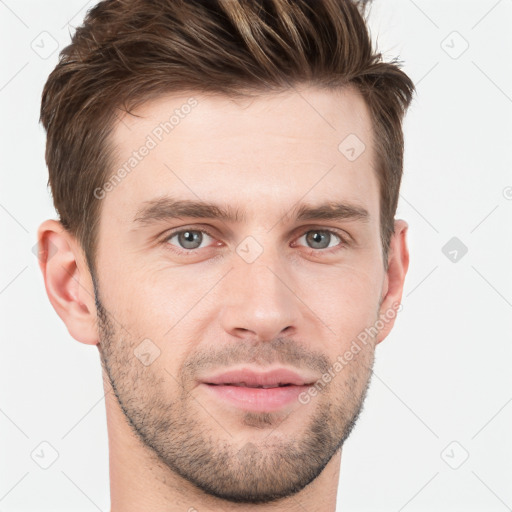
top-left (218, 250), bottom-right (300, 342)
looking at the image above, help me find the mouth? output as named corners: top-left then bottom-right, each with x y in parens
top-left (202, 367), bottom-right (315, 387)
top-left (207, 382), bottom-right (295, 388)
top-left (199, 367), bottom-right (317, 412)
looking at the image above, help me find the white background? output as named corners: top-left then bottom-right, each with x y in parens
top-left (1, 1), bottom-right (511, 510)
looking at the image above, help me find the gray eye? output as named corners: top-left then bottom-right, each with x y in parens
top-left (168, 230), bottom-right (212, 250)
top-left (301, 230), bottom-right (341, 250)
top-left (179, 231), bottom-right (202, 249)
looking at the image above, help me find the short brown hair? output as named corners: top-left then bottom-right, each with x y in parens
top-left (40, 0), bottom-right (414, 273)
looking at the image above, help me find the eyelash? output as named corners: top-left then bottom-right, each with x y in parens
top-left (161, 226), bottom-right (349, 257)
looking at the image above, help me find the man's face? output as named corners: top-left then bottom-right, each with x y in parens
top-left (94, 86), bottom-right (388, 503)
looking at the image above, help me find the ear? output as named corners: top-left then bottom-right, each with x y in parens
top-left (375, 219), bottom-right (409, 345)
top-left (36, 219), bottom-right (99, 345)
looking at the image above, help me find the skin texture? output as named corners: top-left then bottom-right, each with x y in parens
top-left (38, 85), bottom-right (409, 512)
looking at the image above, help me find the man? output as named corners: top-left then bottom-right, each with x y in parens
top-left (37, 0), bottom-right (414, 510)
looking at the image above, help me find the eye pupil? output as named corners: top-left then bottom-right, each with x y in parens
top-left (306, 230), bottom-right (330, 249)
top-left (179, 230), bottom-right (202, 249)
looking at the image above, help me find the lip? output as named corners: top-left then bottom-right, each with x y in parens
top-left (202, 367), bottom-right (315, 387)
top-left (198, 367), bottom-right (317, 413)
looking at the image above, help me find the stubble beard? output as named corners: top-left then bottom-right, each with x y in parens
top-left (95, 292), bottom-right (375, 504)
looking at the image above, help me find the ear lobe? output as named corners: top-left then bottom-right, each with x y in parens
top-left (37, 219), bottom-right (99, 346)
top-left (375, 219), bottom-right (409, 345)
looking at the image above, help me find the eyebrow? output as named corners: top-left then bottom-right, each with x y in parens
top-left (133, 196), bottom-right (369, 226)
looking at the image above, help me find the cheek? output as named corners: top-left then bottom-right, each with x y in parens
top-left (105, 265), bottom-right (223, 361)
top-left (303, 264), bottom-right (382, 344)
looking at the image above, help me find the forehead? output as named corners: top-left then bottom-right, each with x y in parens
top-left (104, 85), bottom-right (378, 225)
